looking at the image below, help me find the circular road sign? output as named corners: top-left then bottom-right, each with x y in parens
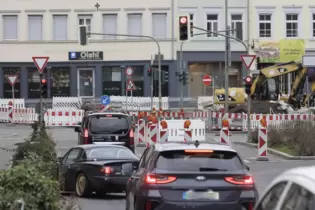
top-left (202, 74), bottom-right (212, 86)
top-left (244, 76), bottom-right (252, 83)
top-left (125, 66), bottom-right (134, 76)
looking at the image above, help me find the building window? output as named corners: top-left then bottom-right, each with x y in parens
top-left (286, 14), bottom-right (299, 37)
top-left (103, 14), bottom-right (117, 39)
top-left (127, 14), bottom-right (142, 38)
top-left (206, 14), bottom-right (218, 37)
top-left (3, 68), bottom-right (20, 98)
top-left (28, 15), bottom-right (43, 40)
top-left (78, 15), bottom-right (92, 38)
top-left (258, 14), bottom-right (272, 38)
top-left (190, 14), bottom-right (194, 37)
top-left (231, 14), bottom-right (243, 40)
top-left (152, 13), bottom-right (167, 38)
top-left (28, 68), bottom-right (46, 98)
top-left (102, 66), bottom-right (144, 96)
top-left (312, 14), bottom-right (315, 38)
top-left (53, 15), bottom-right (67, 40)
top-left (3, 15), bottom-right (18, 40)
top-left (50, 67), bottom-right (70, 97)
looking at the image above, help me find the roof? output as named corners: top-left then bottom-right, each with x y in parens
top-left (154, 140), bottom-right (236, 152)
top-left (72, 144), bottom-right (128, 150)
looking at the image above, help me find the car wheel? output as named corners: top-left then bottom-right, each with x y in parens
top-left (75, 173), bottom-right (91, 197)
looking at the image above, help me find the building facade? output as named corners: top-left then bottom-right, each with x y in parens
top-left (177, 0), bottom-right (249, 98)
top-left (0, 0), bottom-right (178, 99)
top-left (249, 0), bottom-right (315, 94)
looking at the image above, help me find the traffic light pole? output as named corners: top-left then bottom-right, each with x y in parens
top-left (39, 73), bottom-right (43, 127)
top-left (179, 42), bottom-right (184, 109)
top-left (88, 32), bottom-right (162, 110)
top-left (191, 26), bottom-right (251, 141)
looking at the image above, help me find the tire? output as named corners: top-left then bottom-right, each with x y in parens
top-left (75, 173), bottom-right (91, 197)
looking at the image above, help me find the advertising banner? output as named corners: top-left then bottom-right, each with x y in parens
top-left (279, 39), bottom-right (305, 63)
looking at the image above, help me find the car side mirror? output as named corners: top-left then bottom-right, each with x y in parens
top-left (245, 165), bottom-right (250, 171)
top-left (74, 127), bottom-right (80, 132)
top-left (133, 163), bottom-right (139, 170)
top-left (57, 157), bottom-right (63, 163)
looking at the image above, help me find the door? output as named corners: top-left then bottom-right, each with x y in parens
top-left (77, 68), bottom-right (95, 97)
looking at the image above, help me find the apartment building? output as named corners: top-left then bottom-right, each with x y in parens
top-left (177, 0), bottom-right (249, 97)
top-left (249, 0), bottom-right (315, 94)
top-left (0, 0), bottom-right (177, 99)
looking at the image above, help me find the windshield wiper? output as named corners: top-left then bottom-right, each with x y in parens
top-left (199, 167), bottom-right (227, 171)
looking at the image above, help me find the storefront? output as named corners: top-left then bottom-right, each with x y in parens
top-left (0, 52), bottom-right (177, 99)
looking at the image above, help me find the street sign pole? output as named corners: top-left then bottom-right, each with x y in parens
top-left (240, 54), bottom-right (256, 141)
top-left (32, 56), bottom-right (49, 126)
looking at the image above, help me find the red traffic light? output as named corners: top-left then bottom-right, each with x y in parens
top-left (244, 76), bottom-right (252, 84)
top-left (148, 68), bottom-right (151, 72)
top-left (180, 16), bottom-right (187, 24)
top-left (41, 79), bottom-right (47, 84)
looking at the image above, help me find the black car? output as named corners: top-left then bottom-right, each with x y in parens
top-left (74, 111), bottom-right (135, 152)
top-left (126, 141), bottom-right (258, 210)
top-left (58, 144), bottom-right (139, 197)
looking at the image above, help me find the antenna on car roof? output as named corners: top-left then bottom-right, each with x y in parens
top-left (194, 140), bottom-right (199, 148)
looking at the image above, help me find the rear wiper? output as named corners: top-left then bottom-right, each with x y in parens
top-left (199, 168), bottom-right (227, 171)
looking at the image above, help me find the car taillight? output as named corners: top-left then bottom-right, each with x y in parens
top-left (145, 174), bottom-right (176, 184)
top-left (101, 166), bottom-right (113, 174)
top-left (84, 129), bottom-right (88, 138)
top-left (129, 128), bottom-right (134, 145)
top-left (224, 175), bottom-right (254, 185)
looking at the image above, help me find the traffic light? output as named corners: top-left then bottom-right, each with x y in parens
top-left (40, 75), bottom-right (47, 98)
top-left (183, 72), bottom-right (189, 85)
top-left (162, 71), bottom-right (169, 84)
top-left (179, 72), bottom-right (184, 81)
top-left (244, 76), bottom-right (252, 95)
top-left (147, 68), bottom-right (152, 77)
top-left (79, 25), bottom-right (87, 46)
top-left (178, 15), bottom-right (190, 41)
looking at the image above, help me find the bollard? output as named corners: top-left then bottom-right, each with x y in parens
top-left (257, 118), bottom-right (269, 161)
top-left (183, 119), bottom-right (192, 142)
top-left (8, 101), bottom-right (13, 123)
top-left (220, 119), bottom-right (230, 145)
top-left (159, 120), bottom-right (168, 142)
top-left (137, 119), bottom-right (145, 145)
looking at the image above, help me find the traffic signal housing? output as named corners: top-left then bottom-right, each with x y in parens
top-left (179, 72), bottom-right (184, 81)
top-left (40, 75), bottom-right (47, 98)
top-left (79, 25), bottom-right (88, 46)
top-left (178, 15), bottom-right (190, 41)
top-left (147, 68), bottom-right (152, 77)
top-left (183, 72), bottom-right (189, 85)
top-left (244, 76), bottom-right (252, 95)
top-left (162, 71), bottom-right (169, 84)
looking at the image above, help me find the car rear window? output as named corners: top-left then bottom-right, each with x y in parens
top-left (156, 150), bottom-right (243, 171)
top-left (82, 147), bottom-right (136, 160)
top-left (89, 115), bottom-right (130, 134)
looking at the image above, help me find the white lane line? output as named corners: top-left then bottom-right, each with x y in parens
top-left (243, 159), bottom-right (251, 163)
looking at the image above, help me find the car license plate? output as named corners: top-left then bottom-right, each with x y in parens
top-left (182, 190), bottom-right (219, 200)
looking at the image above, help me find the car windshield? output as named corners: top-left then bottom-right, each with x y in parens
top-left (89, 114), bottom-right (130, 134)
top-left (156, 150), bottom-right (243, 171)
top-left (82, 147), bottom-right (136, 160)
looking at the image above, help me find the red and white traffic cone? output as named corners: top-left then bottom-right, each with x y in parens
top-left (257, 118), bottom-right (269, 161)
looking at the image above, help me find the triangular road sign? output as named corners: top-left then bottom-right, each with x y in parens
top-left (240, 55), bottom-right (256, 70)
top-left (126, 79), bottom-right (136, 91)
top-left (6, 75), bottom-right (18, 86)
top-left (32, 56), bottom-right (49, 73)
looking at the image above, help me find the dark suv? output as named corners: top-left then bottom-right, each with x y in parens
top-left (74, 111), bottom-right (135, 152)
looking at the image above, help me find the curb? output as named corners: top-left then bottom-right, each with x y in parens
top-left (233, 141), bottom-right (315, 160)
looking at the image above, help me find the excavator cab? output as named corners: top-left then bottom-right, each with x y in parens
top-left (252, 76), bottom-right (279, 101)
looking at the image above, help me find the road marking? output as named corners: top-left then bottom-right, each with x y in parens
top-left (243, 159), bottom-right (251, 163)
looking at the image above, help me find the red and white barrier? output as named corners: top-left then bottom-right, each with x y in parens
top-left (44, 109), bottom-right (83, 126)
top-left (148, 123), bottom-right (157, 146)
top-left (8, 101), bottom-right (13, 123)
top-left (220, 128), bottom-right (230, 145)
top-left (257, 126), bottom-right (269, 161)
top-left (184, 129), bottom-right (192, 142)
top-left (146, 122), bottom-right (153, 147)
top-left (137, 119), bottom-right (145, 145)
top-left (159, 120), bottom-right (168, 142)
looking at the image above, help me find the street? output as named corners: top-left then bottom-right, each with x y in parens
top-left (0, 125), bottom-right (315, 209)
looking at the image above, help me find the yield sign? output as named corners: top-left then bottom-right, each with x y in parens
top-left (126, 79), bottom-right (136, 91)
top-left (6, 75), bottom-right (18, 86)
top-left (32, 56), bottom-right (49, 73)
top-left (240, 55), bottom-right (256, 70)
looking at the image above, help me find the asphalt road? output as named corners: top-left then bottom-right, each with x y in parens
top-left (1, 125), bottom-right (315, 209)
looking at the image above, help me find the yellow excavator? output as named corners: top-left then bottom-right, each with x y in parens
top-left (214, 61), bottom-right (314, 113)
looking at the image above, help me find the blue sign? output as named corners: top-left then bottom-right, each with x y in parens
top-left (100, 95), bottom-right (110, 105)
top-left (70, 52), bottom-right (76, 59)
